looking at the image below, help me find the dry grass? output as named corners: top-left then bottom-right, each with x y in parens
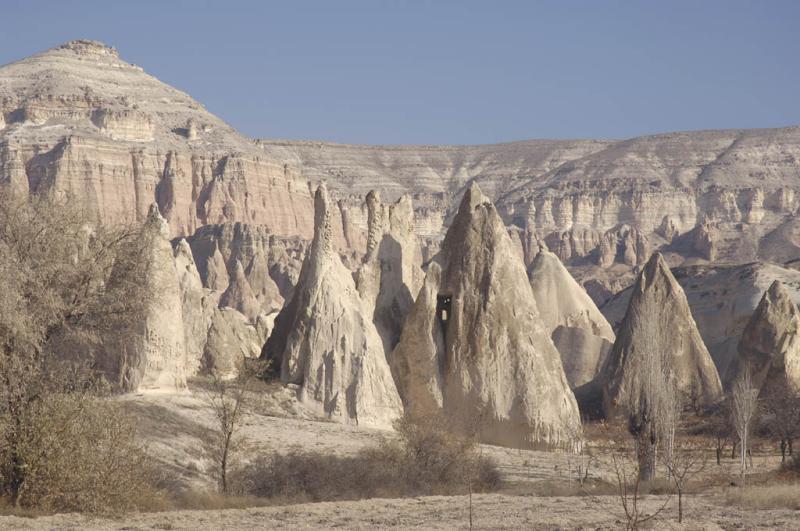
top-left (725, 484), bottom-right (800, 510)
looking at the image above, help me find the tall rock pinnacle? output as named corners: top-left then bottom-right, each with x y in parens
top-left (261, 184), bottom-right (403, 428)
top-left (391, 183), bottom-right (581, 448)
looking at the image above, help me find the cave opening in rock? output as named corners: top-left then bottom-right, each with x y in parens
top-left (436, 294), bottom-right (452, 336)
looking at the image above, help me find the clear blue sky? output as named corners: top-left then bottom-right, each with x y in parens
top-left (1, 0), bottom-right (799, 145)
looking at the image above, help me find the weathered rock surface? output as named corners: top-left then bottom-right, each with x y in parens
top-left (355, 191), bottom-right (423, 356)
top-left (0, 40), bottom-right (316, 239)
top-left (219, 260), bottom-right (261, 322)
top-left (245, 250), bottom-right (284, 314)
top-left (173, 239), bottom-right (213, 374)
top-left (601, 261), bottom-right (800, 381)
top-left (262, 185), bottom-right (403, 428)
top-left (123, 204), bottom-right (189, 391)
top-left (601, 253), bottom-right (723, 415)
top-left (204, 308), bottom-right (273, 379)
top-left (5, 41), bottom-right (800, 302)
top-left (724, 281), bottom-right (800, 394)
top-left (391, 184), bottom-right (581, 448)
top-left (529, 250), bottom-right (615, 388)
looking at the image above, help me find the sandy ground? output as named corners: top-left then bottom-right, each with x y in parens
top-left (1, 384), bottom-right (795, 529)
top-left (2, 493), bottom-right (799, 530)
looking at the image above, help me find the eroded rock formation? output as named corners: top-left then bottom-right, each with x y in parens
top-left (219, 259), bottom-right (261, 322)
top-left (601, 253), bottom-right (723, 415)
top-left (724, 281), bottom-right (800, 394)
top-left (262, 185), bottom-right (403, 428)
top-left (355, 191), bottom-right (424, 356)
top-left (391, 184), bottom-right (581, 448)
top-left (123, 204), bottom-right (189, 391)
top-left (529, 250), bottom-right (615, 388)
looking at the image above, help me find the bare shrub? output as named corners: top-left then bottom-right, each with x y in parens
top-left (662, 447), bottom-right (707, 523)
top-left (760, 379), bottom-right (800, 463)
top-left (0, 190), bottom-right (158, 513)
top-left (610, 450), bottom-right (671, 530)
top-left (232, 412), bottom-right (500, 502)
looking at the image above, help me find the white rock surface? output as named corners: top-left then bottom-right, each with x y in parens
top-left (529, 250), bottom-right (615, 388)
top-left (355, 191), bottom-right (424, 356)
top-left (725, 281), bottom-right (800, 394)
top-left (262, 185), bottom-right (403, 428)
top-left (601, 253), bottom-right (723, 414)
top-left (391, 184), bottom-right (581, 448)
top-left (124, 204), bottom-right (189, 391)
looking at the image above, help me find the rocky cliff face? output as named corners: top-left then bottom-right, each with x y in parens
top-left (262, 185), bottom-right (403, 428)
top-left (529, 250), bottom-right (615, 388)
top-left (725, 281), bottom-right (800, 395)
top-left (0, 40), bottom-right (316, 240)
top-left (5, 41), bottom-right (800, 298)
top-left (391, 184), bottom-right (581, 448)
top-left (601, 253), bottom-right (723, 414)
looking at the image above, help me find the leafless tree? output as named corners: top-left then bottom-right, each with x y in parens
top-left (663, 446), bottom-right (707, 523)
top-left (619, 303), bottom-right (680, 482)
top-left (611, 450), bottom-right (672, 530)
top-left (730, 368), bottom-right (758, 484)
top-left (761, 379), bottom-right (800, 462)
top-left (202, 360), bottom-right (268, 494)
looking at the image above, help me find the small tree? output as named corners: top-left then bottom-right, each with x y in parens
top-left (611, 450), bottom-right (671, 530)
top-left (663, 446), bottom-right (707, 523)
top-left (761, 379), bottom-right (800, 462)
top-left (730, 369), bottom-right (758, 484)
top-left (202, 360), bottom-right (267, 494)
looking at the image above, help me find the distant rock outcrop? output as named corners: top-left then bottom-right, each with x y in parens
top-left (204, 307), bottom-right (272, 379)
top-left (529, 250), bottom-right (615, 388)
top-left (204, 244), bottom-right (229, 292)
top-left (355, 191), bottom-right (423, 356)
top-left (262, 185), bottom-right (403, 428)
top-left (245, 250), bottom-right (284, 314)
top-left (219, 259), bottom-right (261, 322)
top-left (601, 253), bottom-right (723, 415)
top-left (391, 184), bottom-right (581, 448)
top-left (724, 281), bottom-right (800, 395)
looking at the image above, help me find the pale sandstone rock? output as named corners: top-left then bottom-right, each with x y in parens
top-left (174, 239), bottom-right (212, 374)
top-left (219, 259), bottom-right (261, 322)
top-left (204, 244), bottom-right (229, 292)
top-left (262, 185), bottom-right (403, 428)
top-left (529, 250), bottom-right (615, 388)
top-left (204, 307), bottom-right (271, 379)
top-left (245, 250), bottom-right (285, 314)
top-left (724, 281), bottom-right (800, 394)
top-left (601, 261), bottom-right (800, 379)
top-left (391, 184), bottom-right (581, 448)
top-left (601, 253), bottom-right (723, 415)
top-left (122, 204), bottom-right (189, 391)
top-left (355, 191), bottom-right (424, 356)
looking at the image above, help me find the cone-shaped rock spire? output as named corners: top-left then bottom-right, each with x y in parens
top-left (261, 184), bottom-right (403, 428)
top-left (529, 249), bottom-right (615, 388)
top-left (391, 184), bottom-right (581, 448)
top-left (601, 252), bottom-right (723, 415)
top-left (725, 280), bottom-right (800, 395)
